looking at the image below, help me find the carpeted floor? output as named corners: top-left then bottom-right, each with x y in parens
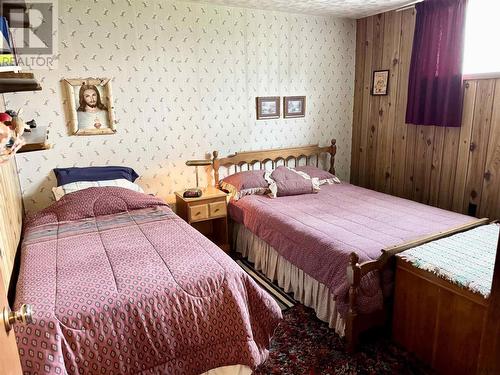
top-left (254, 304), bottom-right (433, 375)
top-left (236, 257), bottom-right (432, 375)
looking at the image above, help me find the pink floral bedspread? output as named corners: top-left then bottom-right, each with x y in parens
top-left (229, 183), bottom-right (476, 315)
top-left (14, 187), bottom-right (281, 375)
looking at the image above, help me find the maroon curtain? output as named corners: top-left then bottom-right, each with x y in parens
top-left (406, 0), bottom-right (468, 127)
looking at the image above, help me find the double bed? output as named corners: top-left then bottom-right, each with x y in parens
top-left (8, 176), bottom-right (282, 374)
top-left (212, 139), bottom-right (488, 350)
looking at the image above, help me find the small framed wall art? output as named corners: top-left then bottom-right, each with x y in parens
top-left (371, 70), bottom-right (389, 96)
top-left (256, 96), bottom-right (280, 120)
top-left (62, 77), bottom-right (116, 135)
top-left (283, 96), bottom-right (306, 118)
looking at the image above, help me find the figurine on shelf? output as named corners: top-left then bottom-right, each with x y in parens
top-left (6, 108), bottom-right (30, 136)
top-left (0, 114), bottom-right (25, 164)
top-left (0, 112), bottom-right (11, 124)
top-left (0, 122), bottom-right (10, 150)
top-left (0, 112), bottom-right (13, 147)
top-left (26, 119), bottom-right (37, 129)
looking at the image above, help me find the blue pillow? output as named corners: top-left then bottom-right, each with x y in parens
top-left (53, 166), bottom-right (139, 186)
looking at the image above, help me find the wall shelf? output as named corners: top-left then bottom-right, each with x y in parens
top-left (0, 72), bottom-right (42, 94)
top-left (18, 126), bottom-right (51, 153)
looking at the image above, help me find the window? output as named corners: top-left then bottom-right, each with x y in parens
top-left (463, 0), bottom-right (500, 76)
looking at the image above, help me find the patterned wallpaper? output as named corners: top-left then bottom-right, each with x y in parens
top-left (6, 0), bottom-right (355, 213)
top-left (186, 0), bottom-right (417, 18)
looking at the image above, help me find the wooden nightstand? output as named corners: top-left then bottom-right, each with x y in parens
top-left (175, 187), bottom-right (229, 252)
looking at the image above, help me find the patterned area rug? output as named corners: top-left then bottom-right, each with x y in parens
top-left (255, 304), bottom-right (433, 375)
top-left (236, 257), bottom-right (432, 375)
top-left (254, 304), bottom-right (432, 375)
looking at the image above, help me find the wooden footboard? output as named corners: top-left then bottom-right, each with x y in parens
top-left (345, 217), bottom-right (490, 352)
top-left (393, 258), bottom-right (489, 375)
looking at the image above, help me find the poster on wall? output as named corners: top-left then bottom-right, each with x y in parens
top-left (62, 78), bottom-right (116, 135)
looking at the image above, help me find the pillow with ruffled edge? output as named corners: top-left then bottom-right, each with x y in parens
top-left (293, 165), bottom-right (341, 185)
top-left (264, 166), bottom-right (320, 198)
top-left (219, 170), bottom-right (270, 201)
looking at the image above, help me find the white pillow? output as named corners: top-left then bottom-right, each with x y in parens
top-left (52, 178), bottom-right (144, 201)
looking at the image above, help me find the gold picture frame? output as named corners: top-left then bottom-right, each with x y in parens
top-left (62, 77), bottom-right (116, 135)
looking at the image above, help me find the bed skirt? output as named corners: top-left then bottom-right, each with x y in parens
top-left (233, 223), bottom-right (346, 336)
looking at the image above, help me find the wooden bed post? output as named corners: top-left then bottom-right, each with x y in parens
top-left (329, 139), bottom-right (337, 175)
top-left (212, 151), bottom-right (219, 187)
top-left (346, 252), bottom-right (361, 352)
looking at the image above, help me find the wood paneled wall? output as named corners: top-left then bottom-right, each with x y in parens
top-left (351, 9), bottom-right (500, 220)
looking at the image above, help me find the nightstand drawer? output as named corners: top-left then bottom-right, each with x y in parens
top-left (188, 204), bottom-right (209, 222)
top-left (209, 201), bottom-right (227, 218)
top-left (175, 188), bottom-right (229, 252)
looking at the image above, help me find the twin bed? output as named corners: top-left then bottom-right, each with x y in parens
top-left (11, 185), bottom-right (282, 374)
top-left (7, 139), bottom-right (499, 374)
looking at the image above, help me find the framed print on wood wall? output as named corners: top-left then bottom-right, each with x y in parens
top-left (371, 70), bottom-right (389, 96)
top-left (256, 96), bottom-right (280, 120)
top-left (62, 78), bottom-right (116, 135)
top-left (283, 96), bottom-right (306, 118)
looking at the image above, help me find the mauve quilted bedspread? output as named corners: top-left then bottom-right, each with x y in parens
top-left (14, 187), bottom-right (281, 375)
top-left (229, 183), bottom-right (475, 315)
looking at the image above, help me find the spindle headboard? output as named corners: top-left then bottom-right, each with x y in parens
top-left (212, 139), bottom-right (337, 185)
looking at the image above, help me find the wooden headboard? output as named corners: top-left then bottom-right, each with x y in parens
top-left (212, 139), bottom-right (337, 185)
top-left (0, 158), bottom-right (23, 289)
